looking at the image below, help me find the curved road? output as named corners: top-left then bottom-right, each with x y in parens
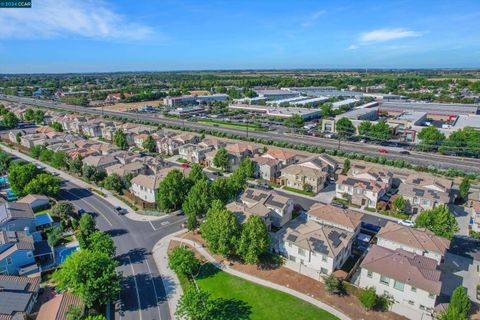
top-left (3, 95), bottom-right (480, 172)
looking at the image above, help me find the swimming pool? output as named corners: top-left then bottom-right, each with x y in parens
top-left (0, 176), bottom-right (8, 185)
top-left (59, 246), bottom-right (79, 264)
top-left (6, 189), bottom-right (17, 201)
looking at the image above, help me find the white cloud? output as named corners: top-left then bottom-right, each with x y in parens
top-left (0, 0), bottom-right (155, 41)
top-left (301, 10), bottom-right (326, 27)
top-left (347, 44), bottom-right (358, 50)
top-left (359, 28), bottom-right (422, 43)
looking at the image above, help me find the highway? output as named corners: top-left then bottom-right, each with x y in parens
top-left (3, 95), bottom-right (480, 173)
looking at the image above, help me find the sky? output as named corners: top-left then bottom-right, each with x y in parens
top-left (0, 0), bottom-right (480, 73)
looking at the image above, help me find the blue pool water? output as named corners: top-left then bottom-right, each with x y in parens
top-left (59, 246), bottom-right (79, 264)
top-left (0, 176), bottom-right (8, 184)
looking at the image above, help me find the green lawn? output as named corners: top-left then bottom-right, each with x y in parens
top-left (198, 119), bottom-right (268, 131)
top-left (283, 186), bottom-right (315, 197)
top-left (195, 264), bottom-right (339, 320)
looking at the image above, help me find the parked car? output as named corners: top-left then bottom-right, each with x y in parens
top-left (180, 163), bottom-right (190, 167)
top-left (398, 219), bottom-right (415, 227)
top-left (377, 149), bottom-right (388, 154)
top-left (78, 208), bottom-right (86, 215)
top-left (331, 201), bottom-right (347, 209)
top-left (257, 183), bottom-right (272, 190)
top-left (115, 207), bottom-right (127, 215)
top-left (399, 150), bottom-right (410, 155)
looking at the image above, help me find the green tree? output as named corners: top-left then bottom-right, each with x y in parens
top-left (168, 246), bottom-right (200, 277)
top-left (238, 157), bottom-right (255, 179)
top-left (39, 149), bottom-right (54, 163)
top-left (77, 214), bottom-right (96, 249)
top-left (15, 132), bottom-right (21, 144)
top-left (392, 195), bottom-right (406, 212)
top-left (68, 155), bottom-right (83, 174)
top-left (114, 129), bottom-right (129, 150)
top-left (237, 215), bottom-right (270, 264)
top-left (3, 112), bottom-right (19, 129)
top-left (82, 165), bottom-right (98, 181)
top-left (142, 134), bottom-right (157, 153)
top-left (103, 174), bottom-right (124, 193)
top-left (417, 126), bottom-right (445, 151)
top-left (51, 201), bottom-right (76, 221)
top-left (459, 177), bottom-right (471, 201)
top-left (52, 250), bottom-right (121, 308)
top-left (358, 287), bottom-right (378, 310)
top-left (33, 110), bottom-right (45, 124)
top-left (213, 147), bottom-right (229, 171)
top-left (24, 109), bottom-right (35, 121)
top-left (342, 158), bottom-right (350, 175)
top-left (211, 177), bottom-right (234, 204)
top-left (8, 162), bottom-right (39, 195)
top-left (87, 231), bottom-right (116, 258)
top-left (51, 151), bottom-right (67, 169)
top-left (24, 173), bottom-right (61, 196)
top-left (47, 226), bottom-right (63, 247)
top-left (335, 117), bottom-right (355, 138)
top-left (415, 205), bottom-right (458, 239)
top-left (175, 286), bottom-right (215, 320)
top-left (369, 120), bottom-right (392, 141)
top-left (30, 145), bottom-right (44, 158)
top-left (321, 104), bottom-right (333, 118)
top-left (50, 121), bottom-right (63, 132)
top-left (284, 114), bottom-right (305, 128)
top-left (188, 164), bottom-right (207, 184)
top-left (200, 200), bottom-right (240, 256)
top-left (323, 274), bottom-right (345, 295)
top-left (358, 121), bottom-right (372, 137)
top-left (438, 286), bottom-right (471, 320)
top-left (0, 151), bottom-right (12, 174)
top-left (157, 169), bottom-right (189, 211)
top-left (65, 305), bottom-right (82, 320)
top-left (183, 179), bottom-right (211, 230)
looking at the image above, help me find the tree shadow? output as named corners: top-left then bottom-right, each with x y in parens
top-left (106, 228), bottom-right (128, 237)
top-left (119, 273), bottom-right (167, 312)
top-left (195, 263), bottom-right (220, 280)
top-left (212, 298), bottom-right (252, 320)
top-left (116, 247), bottom-right (151, 266)
top-left (257, 253), bottom-right (284, 270)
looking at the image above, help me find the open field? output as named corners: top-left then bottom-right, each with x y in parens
top-left (197, 119), bottom-right (269, 131)
top-left (93, 100), bottom-right (162, 112)
top-left (196, 263), bottom-right (339, 320)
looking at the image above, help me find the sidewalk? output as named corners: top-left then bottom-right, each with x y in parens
top-left (0, 144), bottom-right (163, 222)
top-left (170, 236), bottom-right (352, 320)
top-left (152, 229), bottom-right (187, 320)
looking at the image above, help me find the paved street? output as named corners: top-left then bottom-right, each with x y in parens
top-left (3, 95), bottom-right (480, 173)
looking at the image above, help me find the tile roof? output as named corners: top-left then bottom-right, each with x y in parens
top-left (307, 203), bottom-right (363, 231)
top-left (361, 245), bottom-right (442, 295)
top-left (264, 149), bottom-right (297, 161)
top-left (337, 174), bottom-right (388, 193)
top-left (36, 293), bottom-right (82, 320)
top-left (377, 221), bottom-right (450, 255)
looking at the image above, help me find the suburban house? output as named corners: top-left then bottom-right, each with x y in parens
top-left (467, 191), bottom-right (480, 232)
top-left (105, 162), bottom-right (146, 178)
top-left (36, 293), bottom-right (83, 320)
top-left (274, 218), bottom-right (355, 279)
top-left (398, 175), bottom-right (453, 214)
top-left (132, 156), bottom-right (168, 174)
top-left (19, 133), bottom-right (49, 149)
top-left (101, 126), bottom-right (117, 141)
top-left (66, 148), bottom-right (98, 160)
top-left (236, 188), bottom-right (294, 228)
top-left (198, 138), bottom-right (226, 150)
top-left (376, 221), bottom-right (450, 265)
top-left (46, 142), bottom-right (77, 153)
top-left (358, 245), bottom-right (442, 320)
top-left (105, 92), bottom-right (134, 103)
top-left (82, 155), bottom-right (119, 172)
top-left (206, 143), bottom-right (260, 171)
top-left (80, 123), bottom-right (102, 138)
top-left (253, 156), bottom-right (281, 182)
top-left (173, 133), bottom-right (200, 145)
top-left (280, 154), bottom-right (338, 193)
top-left (178, 144), bottom-right (212, 164)
top-left (8, 128), bottom-right (36, 144)
top-left (17, 194), bottom-right (50, 212)
top-left (262, 149), bottom-right (297, 167)
top-left (111, 150), bottom-right (139, 164)
top-left (226, 202), bottom-right (273, 231)
top-left (133, 133), bottom-right (161, 149)
top-left (0, 275), bottom-right (40, 319)
top-left (0, 231), bottom-right (38, 276)
top-left (0, 203), bottom-right (36, 232)
top-left (306, 203), bottom-right (364, 234)
top-left (156, 137), bottom-right (182, 156)
top-left (88, 143), bottom-right (118, 155)
top-left (336, 165), bottom-right (393, 209)
top-left (130, 167), bottom-right (190, 205)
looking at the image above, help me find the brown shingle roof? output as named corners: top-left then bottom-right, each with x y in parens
top-left (265, 149), bottom-right (296, 161)
top-left (377, 221), bottom-right (450, 255)
top-left (361, 245), bottom-right (442, 295)
top-left (37, 293), bottom-right (82, 320)
top-left (307, 203), bottom-right (363, 231)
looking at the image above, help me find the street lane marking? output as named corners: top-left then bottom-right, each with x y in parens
top-left (149, 217), bottom-right (185, 231)
top-left (128, 256), bottom-right (143, 320)
top-left (62, 189), bottom-right (113, 227)
top-left (145, 258), bottom-right (163, 320)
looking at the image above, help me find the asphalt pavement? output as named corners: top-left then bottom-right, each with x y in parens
top-left (57, 181), bottom-right (185, 320)
top-left (3, 95), bottom-right (480, 173)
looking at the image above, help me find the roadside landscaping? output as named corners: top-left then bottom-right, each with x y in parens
top-left (283, 186), bottom-right (316, 196)
top-left (197, 119), bottom-right (269, 132)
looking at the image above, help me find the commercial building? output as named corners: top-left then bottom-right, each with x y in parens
top-left (254, 89), bottom-right (299, 100)
top-left (228, 104), bottom-right (321, 120)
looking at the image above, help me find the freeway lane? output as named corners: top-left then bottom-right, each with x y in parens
top-left (3, 95), bottom-right (480, 173)
top-left (57, 181), bottom-right (186, 320)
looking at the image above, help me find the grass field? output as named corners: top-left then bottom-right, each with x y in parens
top-left (197, 119), bottom-right (269, 131)
top-left (195, 264), bottom-right (339, 320)
top-left (283, 186), bottom-right (315, 196)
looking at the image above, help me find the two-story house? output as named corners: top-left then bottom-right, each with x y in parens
top-left (0, 275), bottom-right (40, 319)
top-left (178, 144), bottom-right (212, 164)
top-left (82, 155), bottom-right (119, 172)
top-left (0, 203), bottom-right (36, 232)
top-left (0, 231), bottom-right (38, 276)
top-left (105, 162), bottom-right (146, 178)
top-left (398, 175), bottom-right (453, 214)
top-left (358, 245), bottom-right (442, 320)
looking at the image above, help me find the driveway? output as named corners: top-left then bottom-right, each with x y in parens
top-left (451, 204), bottom-right (470, 236)
top-left (440, 252), bottom-right (480, 303)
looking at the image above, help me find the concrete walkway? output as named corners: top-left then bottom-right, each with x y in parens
top-left (0, 144), bottom-right (164, 222)
top-left (169, 236), bottom-right (352, 320)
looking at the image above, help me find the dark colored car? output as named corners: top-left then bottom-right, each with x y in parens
top-left (330, 201), bottom-right (347, 209)
top-left (399, 150), bottom-right (410, 155)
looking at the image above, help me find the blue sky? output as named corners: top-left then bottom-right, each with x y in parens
top-left (1, 0), bottom-right (480, 73)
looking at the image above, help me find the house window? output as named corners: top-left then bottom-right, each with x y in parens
top-left (428, 293), bottom-right (435, 299)
top-left (338, 184), bottom-right (344, 191)
top-left (322, 255), bottom-right (327, 262)
top-left (367, 271), bottom-right (373, 278)
top-left (394, 280), bottom-right (405, 291)
top-left (423, 199), bottom-right (431, 206)
top-left (411, 287), bottom-right (417, 292)
top-left (413, 197), bottom-right (419, 204)
top-left (379, 275), bottom-right (390, 285)
top-left (6, 257), bottom-right (13, 265)
top-left (408, 300), bottom-right (415, 306)
top-left (320, 267), bottom-right (328, 274)
top-left (298, 248), bottom-right (306, 256)
top-left (368, 199), bottom-right (374, 206)
top-left (288, 255), bottom-right (296, 262)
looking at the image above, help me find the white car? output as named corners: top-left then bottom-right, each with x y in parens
top-left (398, 219), bottom-right (415, 227)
